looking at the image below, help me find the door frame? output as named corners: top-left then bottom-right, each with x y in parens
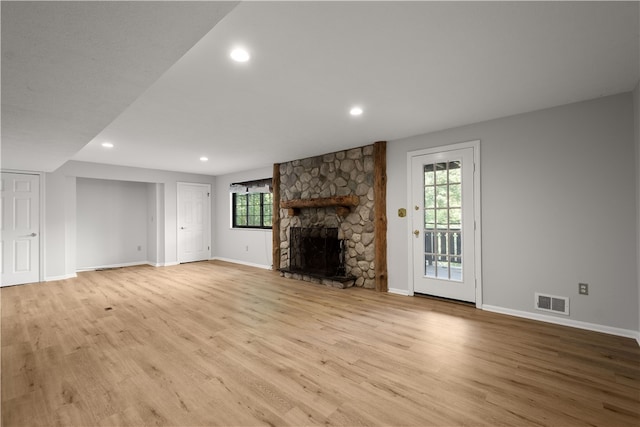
top-left (1, 170), bottom-right (44, 285)
top-left (406, 140), bottom-right (482, 308)
top-left (176, 182), bottom-right (212, 263)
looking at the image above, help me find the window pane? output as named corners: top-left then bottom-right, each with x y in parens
top-left (425, 255), bottom-right (436, 277)
top-left (436, 209), bottom-right (448, 228)
top-left (450, 260), bottom-right (462, 281)
top-left (448, 162), bottom-right (461, 183)
top-left (425, 209), bottom-right (435, 229)
top-left (263, 204), bottom-right (272, 216)
top-left (249, 204), bottom-right (260, 217)
top-left (439, 259), bottom-right (450, 279)
top-left (449, 184), bottom-right (461, 208)
top-left (435, 231), bottom-right (449, 257)
top-left (248, 193), bottom-right (261, 206)
top-left (263, 193), bottom-right (272, 227)
top-left (436, 185), bottom-right (448, 208)
top-left (424, 231), bottom-right (435, 254)
top-left (449, 208), bottom-right (461, 226)
top-left (424, 164), bottom-right (435, 186)
top-left (435, 163), bottom-right (447, 184)
top-left (424, 186), bottom-right (435, 209)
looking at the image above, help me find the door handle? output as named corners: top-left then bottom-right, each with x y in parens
top-left (25, 232), bottom-right (37, 237)
top-left (413, 230), bottom-right (420, 237)
top-left (180, 227), bottom-right (186, 230)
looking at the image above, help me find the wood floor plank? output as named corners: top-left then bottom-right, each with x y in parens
top-left (2, 260), bottom-right (639, 426)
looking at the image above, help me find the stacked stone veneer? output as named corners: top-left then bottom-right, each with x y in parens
top-left (279, 145), bottom-right (376, 288)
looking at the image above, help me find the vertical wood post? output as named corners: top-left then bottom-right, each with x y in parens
top-left (373, 141), bottom-right (388, 292)
top-left (272, 163), bottom-right (281, 271)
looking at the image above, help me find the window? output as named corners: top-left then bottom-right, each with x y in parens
top-left (230, 178), bottom-right (273, 229)
top-left (423, 160), bottom-right (462, 281)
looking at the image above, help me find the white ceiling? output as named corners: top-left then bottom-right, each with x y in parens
top-left (1, 0), bottom-right (238, 172)
top-left (3, 1), bottom-right (639, 176)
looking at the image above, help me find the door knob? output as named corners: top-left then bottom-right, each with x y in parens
top-left (413, 230), bottom-right (420, 237)
top-left (30, 232), bottom-right (37, 237)
top-left (180, 227), bottom-right (186, 230)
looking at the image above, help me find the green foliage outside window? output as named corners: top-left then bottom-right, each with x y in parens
top-left (233, 192), bottom-right (273, 229)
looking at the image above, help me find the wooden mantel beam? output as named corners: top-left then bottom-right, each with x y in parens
top-left (280, 194), bottom-right (359, 217)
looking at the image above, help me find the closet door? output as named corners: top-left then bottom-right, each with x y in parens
top-left (1, 173), bottom-right (40, 286)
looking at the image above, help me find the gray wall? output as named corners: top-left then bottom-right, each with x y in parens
top-left (387, 93), bottom-right (638, 331)
top-left (76, 178), bottom-right (149, 269)
top-left (146, 183), bottom-right (161, 266)
top-left (214, 166), bottom-right (273, 269)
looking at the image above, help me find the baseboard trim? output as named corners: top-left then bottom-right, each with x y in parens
top-left (210, 257), bottom-right (272, 270)
top-left (483, 304), bottom-right (639, 341)
top-left (388, 287), bottom-right (412, 296)
top-left (45, 273), bottom-right (77, 282)
top-left (160, 262), bottom-right (180, 267)
top-left (76, 261), bottom-right (150, 272)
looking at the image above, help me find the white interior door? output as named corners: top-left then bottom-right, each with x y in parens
top-left (410, 145), bottom-right (478, 303)
top-left (1, 173), bottom-right (40, 287)
top-left (177, 182), bottom-right (211, 263)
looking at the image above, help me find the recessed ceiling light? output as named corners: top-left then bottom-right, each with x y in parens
top-left (230, 48), bottom-right (250, 62)
top-left (200, 156), bottom-right (209, 162)
top-left (350, 106), bottom-right (363, 116)
top-left (101, 142), bottom-right (114, 148)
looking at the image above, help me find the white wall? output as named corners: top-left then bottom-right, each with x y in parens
top-left (76, 178), bottom-right (148, 269)
top-left (44, 173), bottom-right (75, 280)
top-left (214, 166), bottom-right (273, 269)
top-left (147, 183), bottom-right (160, 266)
top-left (44, 161), bottom-right (215, 279)
top-left (387, 93), bottom-right (638, 332)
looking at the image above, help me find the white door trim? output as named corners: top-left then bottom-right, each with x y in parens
top-left (406, 140), bottom-right (482, 308)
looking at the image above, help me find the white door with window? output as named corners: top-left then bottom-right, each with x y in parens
top-left (1, 173), bottom-right (40, 287)
top-left (409, 142), bottom-right (480, 304)
top-left (177, 183), bottom-right (211, 263)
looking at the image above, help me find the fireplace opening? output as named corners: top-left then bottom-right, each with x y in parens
top-left (288, 227), bottom-right (346, 278)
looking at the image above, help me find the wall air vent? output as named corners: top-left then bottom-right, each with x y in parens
top-left (535, 293), bottom-right (569, 315)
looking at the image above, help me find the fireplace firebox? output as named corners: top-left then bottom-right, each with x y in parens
top-left (287, 227), bottom-right (346, 278)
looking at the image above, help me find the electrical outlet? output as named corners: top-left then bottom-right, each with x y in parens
top-left (245, 245), bottom-right (249, 252)
top-left (578, 283), bottom-right (589, 295)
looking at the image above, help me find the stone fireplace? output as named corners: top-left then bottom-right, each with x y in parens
top-left (272, 143), bottom-right (387, 290)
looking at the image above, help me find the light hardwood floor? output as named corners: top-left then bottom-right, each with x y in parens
top-left (2, 261), bottom-right (639, 427)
